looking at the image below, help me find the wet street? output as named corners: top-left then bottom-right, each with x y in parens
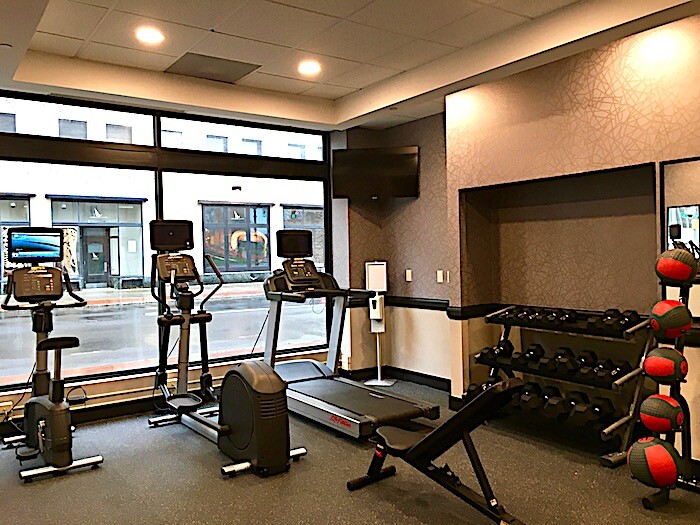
top-left (0, 295), bottom-right (327, 385)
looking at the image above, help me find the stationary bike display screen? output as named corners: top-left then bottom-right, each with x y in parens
top-left (7, 228), bottom-right (63, 263)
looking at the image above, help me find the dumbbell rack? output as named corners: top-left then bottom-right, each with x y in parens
top-left (478, 305), bottom-right (651, 468)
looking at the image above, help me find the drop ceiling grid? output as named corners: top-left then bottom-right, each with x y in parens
top-left (29, 0), bottom-right (581, 100)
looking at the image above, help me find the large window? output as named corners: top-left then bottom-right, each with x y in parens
top-left (203, 204), bottom-right (270, 273)
top-left (283, 206), bottom-right (325, 268)
top-left (0, 113), bottom-right (16, 133)
top-left (162, 172), bottom-right (326, 361)
top-left (0, 93), bottom-right (329, 390)
top-left (0, 97), bottom-right (154, 145)
top-left (0, 161), bottom-right (156, 386)
top-left (160, 116), bottom-right (323, 160)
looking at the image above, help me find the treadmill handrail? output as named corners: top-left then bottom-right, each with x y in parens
top-left (267, 291), bottom-right (307, 303)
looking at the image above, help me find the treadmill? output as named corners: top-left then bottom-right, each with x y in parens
top-left (263, 230), bottom-right (439, 438)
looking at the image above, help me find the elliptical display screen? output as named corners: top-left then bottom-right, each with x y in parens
top-left (7, 228), bottom-right (63, 263)
top-left (150, 220), bottom-right (194, 251)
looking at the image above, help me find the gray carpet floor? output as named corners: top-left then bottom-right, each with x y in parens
top-left (0, 381), bottom-right (698, 524)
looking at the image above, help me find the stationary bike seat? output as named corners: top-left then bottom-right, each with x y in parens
top-left (37, 337), bottom-right (80, 351)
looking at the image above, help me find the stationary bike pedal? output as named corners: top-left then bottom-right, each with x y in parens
top-left (16, 447), bottom-right (40, 461)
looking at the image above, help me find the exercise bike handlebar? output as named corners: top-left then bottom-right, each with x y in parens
top-left (1, 268), bottom-right (86, 311)
top-left (200, 254), bottom-right (225, 311)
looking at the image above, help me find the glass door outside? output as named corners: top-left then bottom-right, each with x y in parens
top-left (82, 227), bottom-right (110, 286)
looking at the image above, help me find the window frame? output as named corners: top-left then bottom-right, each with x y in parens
top-left (0, 89), bottom-right (332, 391)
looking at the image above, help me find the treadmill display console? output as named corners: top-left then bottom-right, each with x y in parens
top-left (12, 267), bottom-right (63, 303)
top-left (156, 254), bottom-right (196, 282)
top-left (282, 259), bottom-right (322, 287)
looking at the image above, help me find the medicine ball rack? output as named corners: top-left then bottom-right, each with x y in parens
top-left (472, 304), bottom-right (652, 468)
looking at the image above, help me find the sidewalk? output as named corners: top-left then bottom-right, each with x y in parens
top-left (78, 282), bottom-right (265, 307)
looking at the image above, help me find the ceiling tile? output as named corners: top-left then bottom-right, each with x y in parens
top-left (79, 42), bottom-right (177, 70)
top-left (328, 64), bottom-right (401, 89)
top-left (371, 39), bottom-right (456, 71)
top-left (272, 0), bottom-right (372, 17)
top-left (215, 0), bottom-right (338, 47)
top-left (193, 33), bottom-right (290, 65)
top-left (92, 11), bottom-right (208, 56)
top-left (299, 21), bottom-right (412, 63)
top-left (300, 84), bottom-right (357, 100)
top-left (494, 0), bottom-right (580, 18)
top-left (37, 0), bottom-right (108, 40)
top-left (236, 72), bottom-right (316, 95)
top-left (425, 6), bottom-right (528, 48)
top-left (115, 0), bottom-right (246, 29)
top-left (29, 32), bottom-right (84, 57)
top-left (350, 0), bottom-right (482, 37)
top-left (260, 49), bottom-right (359, 83)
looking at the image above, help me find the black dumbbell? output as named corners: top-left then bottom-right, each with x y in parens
top-left (621, 310), bottom-right (641, 328)
top-left (567, 391), bottom-right (592, 426)
top-left (575, 350), bottom-right (598, 383)
top-left (591, 397), bottom-right (616, 423)
top-left (542, 347), bottom-right (573, 373)
top-left (593, 359), bottom-right (614, 386)
top-left (560, 309), bottom-right (578, 324)
top-left (542, 387), bottom-right (569, 420)
top-left (513, 343), bottom-right (545, 368)
top-left (480, 340), bottom-right (514, 363)
top-left (609, 360), bottom-right (633, 382)
top-left (554, 347), bottom-right (578, 375)
top-left (544, 309), bottom-right (564, 326)
top-left (519, 382), bottom-right (543, 410)
top-left (463, 383), bottom-right (483, 403)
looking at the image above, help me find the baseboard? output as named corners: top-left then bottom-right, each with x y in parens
top-left (339, 366), bottom-right (451, 392)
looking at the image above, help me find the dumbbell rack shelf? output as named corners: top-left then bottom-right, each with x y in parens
top-left (478, 304), bottom-right (652, 469)
top-left (475, 353), bottom-right (622, 391)
top-left (485, 305), bottom-right (647, 340)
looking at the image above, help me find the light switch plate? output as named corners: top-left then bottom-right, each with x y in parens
top-left (437, 270), bottom-right (444, 283)
top-left (405, 269), bottom-right (412, 282)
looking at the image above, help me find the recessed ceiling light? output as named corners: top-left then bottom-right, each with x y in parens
top-left (298, 60), bottom-right (321, 77)
top-left (136, 26), bottom-right (165, 45)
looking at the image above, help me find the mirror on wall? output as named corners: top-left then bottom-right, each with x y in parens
top-left (662, 158), bottom-right (700, 316)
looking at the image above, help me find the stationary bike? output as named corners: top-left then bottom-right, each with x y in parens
top-left (1, 227), bottom-right (103, 482)
top-left (147, 220), bottom-right (306, 477)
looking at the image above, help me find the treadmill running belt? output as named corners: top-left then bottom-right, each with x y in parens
top-left (290, 379), bottom-right (425, 426)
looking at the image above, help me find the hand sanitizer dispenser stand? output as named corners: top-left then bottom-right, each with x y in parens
top-left (365, 261), bottom-right (394, 387)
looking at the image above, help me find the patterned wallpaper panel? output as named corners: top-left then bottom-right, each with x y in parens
top-left (446, 15), bottom-right (700, 305)
top-left (346, 114), bottom-right (450, 298)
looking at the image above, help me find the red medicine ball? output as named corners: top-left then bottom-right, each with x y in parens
top-left (649, 300), bottom-right (692, 338)
top-left (640, 394), bottom-right (684, 433)
top-left (643, 347), bottom-right (688, 384)
top-left (627, 437), bottom-right (680, 488)
top-left (655, 249), bottom-right (698, 286)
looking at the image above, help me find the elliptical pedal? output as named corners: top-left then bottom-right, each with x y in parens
top-left (16, 447), bottom-right (40, 461)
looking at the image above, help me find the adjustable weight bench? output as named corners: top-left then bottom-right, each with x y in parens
top-left (348, 379), bottom-right (525, 525)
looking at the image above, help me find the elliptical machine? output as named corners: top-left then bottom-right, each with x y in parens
top-left (1, 227), bottom-right (103, 482)
top-left (147, 220), bottom-right (306, 477)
